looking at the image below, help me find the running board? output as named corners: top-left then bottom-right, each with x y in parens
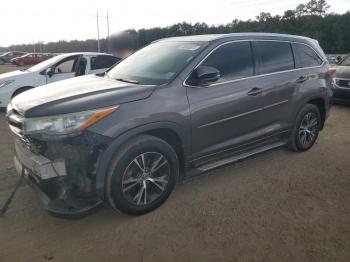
top-left (197, 141), bottom-right (285, 172)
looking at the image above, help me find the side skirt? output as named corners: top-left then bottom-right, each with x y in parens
top-left (185, 140), bottom-right (286, 179)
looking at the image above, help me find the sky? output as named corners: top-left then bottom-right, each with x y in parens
top-left (0, 0), bottom-right (349, 47)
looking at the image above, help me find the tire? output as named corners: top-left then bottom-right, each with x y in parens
top-left (106, 135), bottom-right (179, 215)
top-left (12, 87), bottom-right (33, 98)
top-left (0, 59), bottom-right (4, 65)
top-left (287, 104), bottom-right (321, 152)
top-left (19, 61), bottom-right (25, 66)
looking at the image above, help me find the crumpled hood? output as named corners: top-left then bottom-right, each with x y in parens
top-left (11, 75), bottom-right (156, 117)
top-left (335, 65), bottom-right (350, 79)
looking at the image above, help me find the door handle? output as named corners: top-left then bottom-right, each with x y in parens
top-left (296, 75), bottom-right (308, 83)
top-left (247, 87), bottom-right (263, 96)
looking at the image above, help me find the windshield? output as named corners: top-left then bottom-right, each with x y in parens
top-left (27, 55), bottom-right (63, 72)
top-left (339, 55), bottom-right (350, 66)
top-left (107, 41), bottom-right (206, 85)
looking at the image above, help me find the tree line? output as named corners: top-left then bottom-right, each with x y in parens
top-left (1, 0), bottom-right (349, 54)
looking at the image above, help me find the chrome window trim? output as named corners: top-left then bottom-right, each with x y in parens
top-left (183, 39), bottom-right (325, 88)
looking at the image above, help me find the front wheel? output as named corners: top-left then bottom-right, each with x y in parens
top-left (106, 135), bottom-right (179, 215)
top-left (287, 104), bottom-right (321, 152)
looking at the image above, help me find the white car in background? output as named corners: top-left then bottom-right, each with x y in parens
top-left (0, 52), bottom-right (120, 108)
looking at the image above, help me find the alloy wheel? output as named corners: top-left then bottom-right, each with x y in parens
top-left (121, 152), bottom-right (170, 206)
top-left (298, 112), bottom-right (318, 147)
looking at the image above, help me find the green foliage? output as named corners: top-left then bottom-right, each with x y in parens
top-left (1, 0), bottom-right (349, 54)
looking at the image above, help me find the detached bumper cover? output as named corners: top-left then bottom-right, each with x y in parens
top-left (14, 138), bottom-right (103, 218)
top-left (14, 140), bottom-right (67, 179)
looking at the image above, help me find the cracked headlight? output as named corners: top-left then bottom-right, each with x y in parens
top-left (0, 80), bottom-right (14, 88)
top-left (23, 106), bottom-right (118, 137)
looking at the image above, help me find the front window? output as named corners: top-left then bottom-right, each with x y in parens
top-left (107, 41), bottom-right (206, 85)
top-left (339, 55), bottom-right (350, 66)
top-left (27, 55), bottom-right (72, 72)
top-left (54, 56), bottom-right (78, 73)
top-left (199, 41), bottom-right (254, 82)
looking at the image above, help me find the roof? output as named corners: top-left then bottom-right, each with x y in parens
top-left (58, 52), bottom-right (112, 57)
top-left (157, 33), bottom-right (315, 43)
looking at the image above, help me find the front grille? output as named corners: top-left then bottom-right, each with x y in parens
top-left (336, 78), bottom-right (350, 88)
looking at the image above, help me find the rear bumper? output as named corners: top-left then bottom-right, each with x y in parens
top-left (13, 138), bottom-right (103, 218)
top-left (333, 87), bottom-right (350, 104)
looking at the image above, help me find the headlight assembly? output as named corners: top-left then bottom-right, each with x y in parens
top-left (23, 106), bottom-right (118, 136)
top-left (0, 80), bottom-right (14, 88)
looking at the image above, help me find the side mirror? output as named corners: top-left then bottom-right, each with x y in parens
top-left (192, 66), bottom-right (220, 86)
top-left (45, 68), bottom-right (53, 77)
top-left (335, 56), bottom-right (342, 64)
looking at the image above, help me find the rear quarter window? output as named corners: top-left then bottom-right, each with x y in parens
top-left (91, 55), bottom-right (121, 70)
top-left (292, 43), bottom-right (323, 68)
top-left (253, 41), bottom-right (294, 75)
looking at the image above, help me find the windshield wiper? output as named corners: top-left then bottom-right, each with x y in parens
top-left (115, 78), bottom-right (139, 84)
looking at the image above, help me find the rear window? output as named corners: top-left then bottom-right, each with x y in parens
top-left (293, 43), bottom-right (323, 68)
top-left (253, 41), bottom-right (294, 75)
top-left (91, 55), bottom-right (121, 70)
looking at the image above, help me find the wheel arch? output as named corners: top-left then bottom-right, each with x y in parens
top-left (295, 95), bottom-right (327, 130)
top-left (306, 97), bottom-right (326, 129)
top-left (12, 86), bottom-right (35, 98)
top-left (95, 122), bottom-right (190, 198)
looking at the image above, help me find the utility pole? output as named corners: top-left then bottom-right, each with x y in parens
top-left (96, 11), bottom-right (100, 52)
top-left (93, 12), bottom-right (112, 52)
top-left (106, 12), bottom-right (110, 52)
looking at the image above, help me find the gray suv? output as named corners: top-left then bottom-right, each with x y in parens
top-left (7, 33), bottom-right (333, 217)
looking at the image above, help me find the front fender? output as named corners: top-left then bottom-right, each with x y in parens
top-left (95, 121), bottom-right (189, 198)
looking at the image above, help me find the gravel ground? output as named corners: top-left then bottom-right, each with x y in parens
top-left (0, 64), bottom-right (349, 262)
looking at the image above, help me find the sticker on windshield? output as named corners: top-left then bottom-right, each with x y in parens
top-left (165, 72), bottom-right (176, 79)
top-left (177, 45), bottom-right (201, 51)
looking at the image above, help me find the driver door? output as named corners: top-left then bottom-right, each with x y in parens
top-left (187, 41), bottom-right (269, 162)
top-left (46, 55), bottom-right (80, 84)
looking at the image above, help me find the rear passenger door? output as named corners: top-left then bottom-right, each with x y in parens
top-left (251, 40), bottom-right (298, 133)
top-left (187, 41), bottom-right (270, 161)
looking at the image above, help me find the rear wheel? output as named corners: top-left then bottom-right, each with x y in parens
top-left (0, 59), bottom-right (4, 65)
top-left (106, 135), bottom-right (179, 215)
top-left (287, 104), bottom-right (321, 152)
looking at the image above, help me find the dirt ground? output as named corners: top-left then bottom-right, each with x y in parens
top-left (0, 64), bottom-right (350, 262)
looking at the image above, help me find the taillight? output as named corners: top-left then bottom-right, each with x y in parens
top-left (326, 68), bottom-right (336, 78)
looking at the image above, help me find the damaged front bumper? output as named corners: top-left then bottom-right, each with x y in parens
top-left (12, 131), bottom-right (111, 218)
